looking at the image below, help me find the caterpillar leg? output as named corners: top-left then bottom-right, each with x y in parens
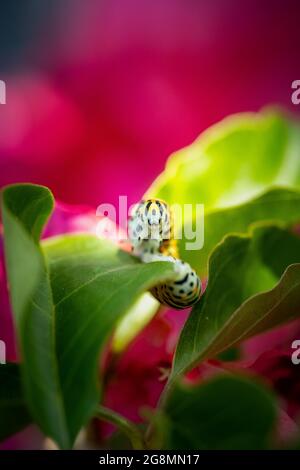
top-left (159, 238), bottom-right (179, 259)
top-left (140, 252), bottom-right (176, 264)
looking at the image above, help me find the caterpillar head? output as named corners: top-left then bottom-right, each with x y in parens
top-left (128, 199), bottom-right (172, 252)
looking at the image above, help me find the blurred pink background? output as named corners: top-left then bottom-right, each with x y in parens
top-left (1, 0), bottom-right (300, 209)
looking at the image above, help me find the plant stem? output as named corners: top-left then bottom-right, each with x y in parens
top-left (95, 405), bottom-right (145, 450)
top-left (144, 375), bottom-right (176, 445)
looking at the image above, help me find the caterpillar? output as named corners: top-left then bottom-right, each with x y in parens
top-left (128, 198), bottom-right (201, 309)
top-left (128, 198), bottom-right (177, 258)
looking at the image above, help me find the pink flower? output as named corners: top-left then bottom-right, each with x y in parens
top-left (103, 314), bottom-right (173, 421)
top-left (1, 1), bottom-right (300, 208)
top-left (249, 348), bottom-right (300, 421)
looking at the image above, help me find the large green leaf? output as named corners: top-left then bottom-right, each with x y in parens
top-left (0, 363), bottom-right (31, 441)
top-left (147, 109), bottom-right (300, 208)
top-left (160, 375), bottom-right (276, 450)
top-left (146, 109), bottom-right (300, 275)
top-left (172, 225), bottom-right (300, 379)
top-left (180, 188), bottom-right (300, 277)
top-left (43, 234), bottom-right (175, 444)
top-left (1, 184), bottom-right (69, 447)
top-left (1, 184), bottom-right (176, 448)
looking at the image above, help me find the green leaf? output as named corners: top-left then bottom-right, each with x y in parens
top-left (147, 109), bottom-right (300, 208)
top-left (0, 363), bottom-right (31, 441)
top-left (112, 293), bottom-right (160, 353)
top-left (146, 109), bottom-right (300, 275)
top-left (217, 346), bottom-right (241, 362)
top-left (43, 234), bottom-right (175, 445)
top-left (180, 188), bottom-right (300, 277)
top-left (96, 405), bottom-right (144, 449)
top-left (172, 225), bottom-right (300, 379)
top-left (1, 184), bottom-right (69, 447)
top-left (1, 184), bottom-right (176, 448)
top-left (160, 375), bottom-right (277, 450)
